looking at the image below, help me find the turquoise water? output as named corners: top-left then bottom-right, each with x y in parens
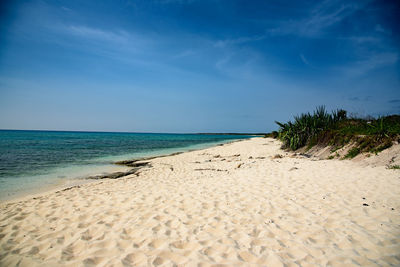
top-left (0, 130), bottom-right (253, 200)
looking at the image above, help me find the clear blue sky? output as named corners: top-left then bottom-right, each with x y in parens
top-left (0, 0), bottom-right (399, 133)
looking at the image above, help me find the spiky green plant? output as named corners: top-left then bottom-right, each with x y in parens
top-left (273, 106), bottom-right (399, 156)
top-left (275, 106), bottom-right (347, 150)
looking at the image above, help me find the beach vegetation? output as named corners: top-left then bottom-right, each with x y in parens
top-left (274, 106), bottom-right (400, 157)
top-left (265, 131), bottom-right (279, 138)
top-left (388, 165), bottom-right (400, 170)
top-left (344, 147), bottom-right (360, 159)
top-left (275, 106), bottom-right (347, 150)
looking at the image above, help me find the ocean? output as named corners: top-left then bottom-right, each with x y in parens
top-left (0, 130), bottom-right (254, 200)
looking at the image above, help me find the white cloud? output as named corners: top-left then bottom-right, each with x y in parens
top-left (374, 24), bottom-right (386, 33)
top-left (269, 0), bottom-right (368, 37)
top-left (61, 6), bottom-right (72, 12)
top-left (66, 25), bottom-right (130, 43)
top-left (300, 54), bottom-right (311, 66)
top-left (214, 35), bottom-right (266, 48)
top-left (172, 49), bottom-right (196, 59)
top-left (340, 52), bottom-right (398, 76)
top-left (344, 36), bottom-right (380, 43)
top-left (215, 54), bottom-right (232, 70)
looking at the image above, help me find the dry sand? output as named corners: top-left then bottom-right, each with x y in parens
top-left (1, 137), bottom-right (399, 266)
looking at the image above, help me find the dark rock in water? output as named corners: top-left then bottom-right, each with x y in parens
top-left (87, 164), bottom-right (151, 180)
top-left (114, 159), bottom-right (140, 166)
top-left (128, 162), bottom-right (150, 168)
top-left (107, 172), bottom-right (128, 179)
top-left (115, 160), bottom-right (150, 167)
top-left (115, 152), bottom-right (183, 166)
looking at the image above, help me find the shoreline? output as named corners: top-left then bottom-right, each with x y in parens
top-left (1, 137), bottom-right (399, 266)
top-left (0, 138), bottom-right (246, 205)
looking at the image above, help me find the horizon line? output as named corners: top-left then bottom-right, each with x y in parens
top-left (0, 128), bottom-right (267, 135)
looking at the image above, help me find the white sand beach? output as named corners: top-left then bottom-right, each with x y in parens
top-left (1, 137), bottom-right (399, 266)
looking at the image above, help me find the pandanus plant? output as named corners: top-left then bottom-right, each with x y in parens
top-left (369, 117), bottom-right (390, 141)
top-left (275, 106), bottom-right (347, 150)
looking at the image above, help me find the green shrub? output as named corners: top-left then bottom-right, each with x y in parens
top-left (273, 107), bottom-right (399, 156)
top-left (344, 147), bottom-right (361, 159)
top-left (275, 106), bottom-right (347, 150)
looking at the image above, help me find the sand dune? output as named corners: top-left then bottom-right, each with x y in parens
top-left (1, 138), bottom-right (400, 266)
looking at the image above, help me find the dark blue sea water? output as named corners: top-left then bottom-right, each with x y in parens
top-left (0, 130), bottom-right (253, 200)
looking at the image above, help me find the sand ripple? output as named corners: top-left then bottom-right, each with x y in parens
top-left (1, 138), bottom-right (400, 266)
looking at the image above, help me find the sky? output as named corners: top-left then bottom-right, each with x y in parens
top-left (0, 0), bottom-right (399, 133)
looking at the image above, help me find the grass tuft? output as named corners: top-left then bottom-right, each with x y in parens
top-left (274, 106), bottom-right (400, 157)
top-left (388, 165), bottom-right (400, 170)
top-left (344, 147), bottom-right (360, 159)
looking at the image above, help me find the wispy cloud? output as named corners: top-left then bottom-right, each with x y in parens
top-left (172, 49), bottom-right (196, 59)
top-left (44, 24), bottom-right (168, 70)
top-left (214, 35), bottom-right (266, 48)
top-left (54, 24), bottom-right (220, 78)
top-left (66, 25), bottom-right (130, 43)
top-left (340, 52), bottom-right (398, 76)
top-left (299, 54), bottom-right (311, 66)
top-left (156, 0), bottom-right (197, 4)
top-left (344, 36), bottom-right (381, 44)
top-left (269, 0), bottom-right (368, 37)
top-left (215, 54), bottom-right (232, 70)
top-left (61, 6), bottom-right (72, 12)
top-left (374, 24), bottom-right (391, 35)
